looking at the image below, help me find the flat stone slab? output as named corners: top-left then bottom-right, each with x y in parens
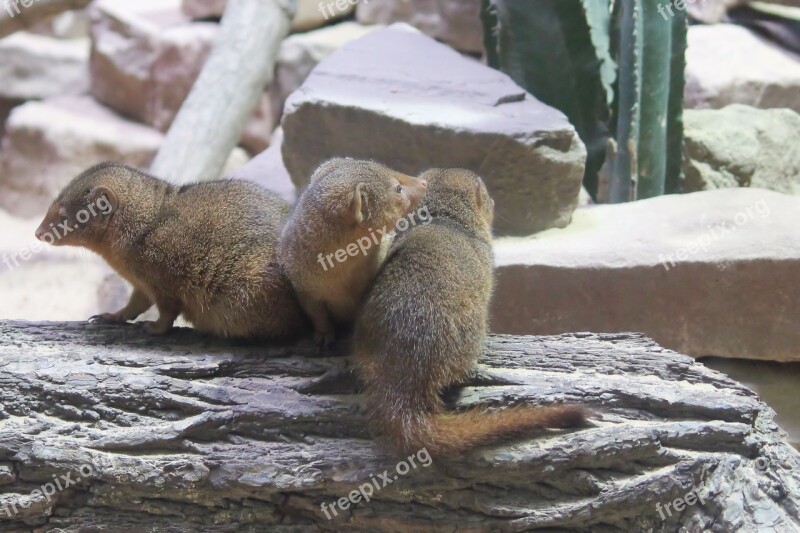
top-left (685, 24), bottom-right (800, 113)
top-left (492, 188), bottom-right (800, 362)
top-left (282, 24), bottom-right (586, 236)
top-left (0, 32), bottom-right (89, 101)
top-left (0, 321), bottom-right (798, 530)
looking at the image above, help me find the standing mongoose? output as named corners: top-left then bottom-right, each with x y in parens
top-left (278, 158), bottom-right (428, 346)
top-left (35, 162), bottom-right (308, 339)
top-left (353, 168), bottom-right (586, 456)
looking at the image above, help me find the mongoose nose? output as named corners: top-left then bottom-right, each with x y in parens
top-left (34, 226), bottom-right (45, 241)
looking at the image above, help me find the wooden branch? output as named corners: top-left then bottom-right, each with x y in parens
top-left (149, 0), bottom-right (296, 185)
top-left (1, 322), bottom-right (798, 530)
top-left (0, 0), bottom-right (91, 39)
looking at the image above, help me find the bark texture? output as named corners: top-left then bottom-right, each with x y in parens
top-left (0, 321), bottom-right (798, 531)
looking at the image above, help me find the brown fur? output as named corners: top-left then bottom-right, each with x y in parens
top-left (278, 158), bottom-right (428, 345)
top-left (353, 168), bottom-right (586, 457)
top-left (35, 162), bottom-right (308, 338)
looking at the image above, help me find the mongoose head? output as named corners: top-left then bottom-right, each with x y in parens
top-left (310, 158), bottom-right (428, 233)
top-left (418, 168), bottom-right (495, 237)
top-left (34, 163), bottom-right (125, 247)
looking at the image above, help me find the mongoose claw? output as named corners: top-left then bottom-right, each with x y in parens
top-left (88, 313), bottom-right (126, 325)
top-left (315, 330), bottom-right (336, 352)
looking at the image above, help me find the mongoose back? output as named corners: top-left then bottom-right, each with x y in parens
top-left (35, 162), bottom-right (308, 338)
top-left (353, 168), bottom-right (585, 456)
top-left (278, 158), bottom-right (428, 345)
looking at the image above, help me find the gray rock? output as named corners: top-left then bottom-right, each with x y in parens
top-left (0, 321), bottom-right (798, 531)
top-left (181, 0), bottom-right (356, 31)
top-left (30, 9), bottom-right (91, 39)
top-left (89, 0), bottom-right (273, 154)
top-left (356, 0), bottom-right (483, 53)
top-left (491, 187), bottom-right (800, 362)
top-left (282, 24), bottom-right (586, 236)
top-left (231, 127), bottom-right (297, 204)
top-left (0, 96), bottom-right (247, 218)
top-left (682, 105), bottom-right (800, 195)
top-left (685, 24), bottom-right (800, 113)
top-left (271, 22), bottom-right (380, 124)
top-left (0, 32), bottom-right (89, 101)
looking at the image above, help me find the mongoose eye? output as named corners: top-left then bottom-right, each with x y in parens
top-left (395, 185), bottom-right (403, 194)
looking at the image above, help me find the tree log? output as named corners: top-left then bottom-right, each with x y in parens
top-left (0, 321), bottom-right (798, 531)
top-left (149, 0), bottom-right (296, 185)
top-left (0, 0), bottom-right (91, 39)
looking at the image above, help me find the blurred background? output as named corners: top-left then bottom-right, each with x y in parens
top-left (0, 0), bottom-right (798, 446)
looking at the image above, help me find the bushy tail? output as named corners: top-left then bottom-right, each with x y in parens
top-left (381, 403), bottom-right (587, 457)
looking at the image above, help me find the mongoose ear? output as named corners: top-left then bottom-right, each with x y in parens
top-left (92, 186), bottom-right (119, 213)
top-left (474, 182), bottom-right (484, 210)
top-left (352, 182), bottom-right (369, 225)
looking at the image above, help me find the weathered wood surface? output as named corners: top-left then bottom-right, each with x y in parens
top-left (0, 321), bottom-right (798, 532)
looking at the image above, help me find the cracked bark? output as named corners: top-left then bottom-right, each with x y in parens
top-left (0, 321), bottom-right (798, 531)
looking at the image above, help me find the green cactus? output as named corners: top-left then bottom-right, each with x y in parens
top-left (482, 0), bottom-right (687, 202)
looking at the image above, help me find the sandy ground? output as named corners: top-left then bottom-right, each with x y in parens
top-left (0, 207), bottom-right (124, 320)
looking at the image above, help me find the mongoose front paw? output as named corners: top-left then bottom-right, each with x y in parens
top-left (88, 313), bottom-right (127, 325)
top-left (142, 321), bottom-right (172, 335)
top-left (315, 330), bottom-right (336, 352)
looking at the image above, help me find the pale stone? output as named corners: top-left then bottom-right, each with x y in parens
top-left (491, 188), bottom-right (800, 362)
top-left (685, 24), bottom-right (800, 113)
top-left (281, 24), bottom-right (586, 236)
top-left (683, 105), bottom-right (800, 195)
top-left (356, 0), bottom-right (483, 52)
top-left (0, 32), bottom-right (89, 100)
top-left (0, 96), bottom-right (247, 218)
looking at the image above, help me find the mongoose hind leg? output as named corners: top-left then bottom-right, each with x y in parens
top-left (297, 291), bottom-right (336, 349)
top-left (141, 299), bottom-right (182, 335)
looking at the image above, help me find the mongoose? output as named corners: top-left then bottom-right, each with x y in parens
top-left (278, 158), bottom-right (428, 346)
top-left (352, 168), bottom-right (586, 456)
top-left (35, 162), bottom-right (308, 338)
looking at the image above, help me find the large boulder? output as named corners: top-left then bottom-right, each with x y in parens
top-left (356, 0), bottom-right (483, 53)
top-left (181, 0), bottom-right (356, 31)
top-left (491, 188), bottom-right (800, 362)
top-left (89, 0), bottom-right (273, 154)
top-left (685, 24), bottom-right (800, 113)
top-left (0, 96), bottom-right (247, 218)
top-left (282, 24), bottom-right (586, 236)
top-left (682, 105), bottom-right (800, 195)
top-left (0, 32), bottom-right (89, 101)
top-left (271, 22), bottom-right (380, 123)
